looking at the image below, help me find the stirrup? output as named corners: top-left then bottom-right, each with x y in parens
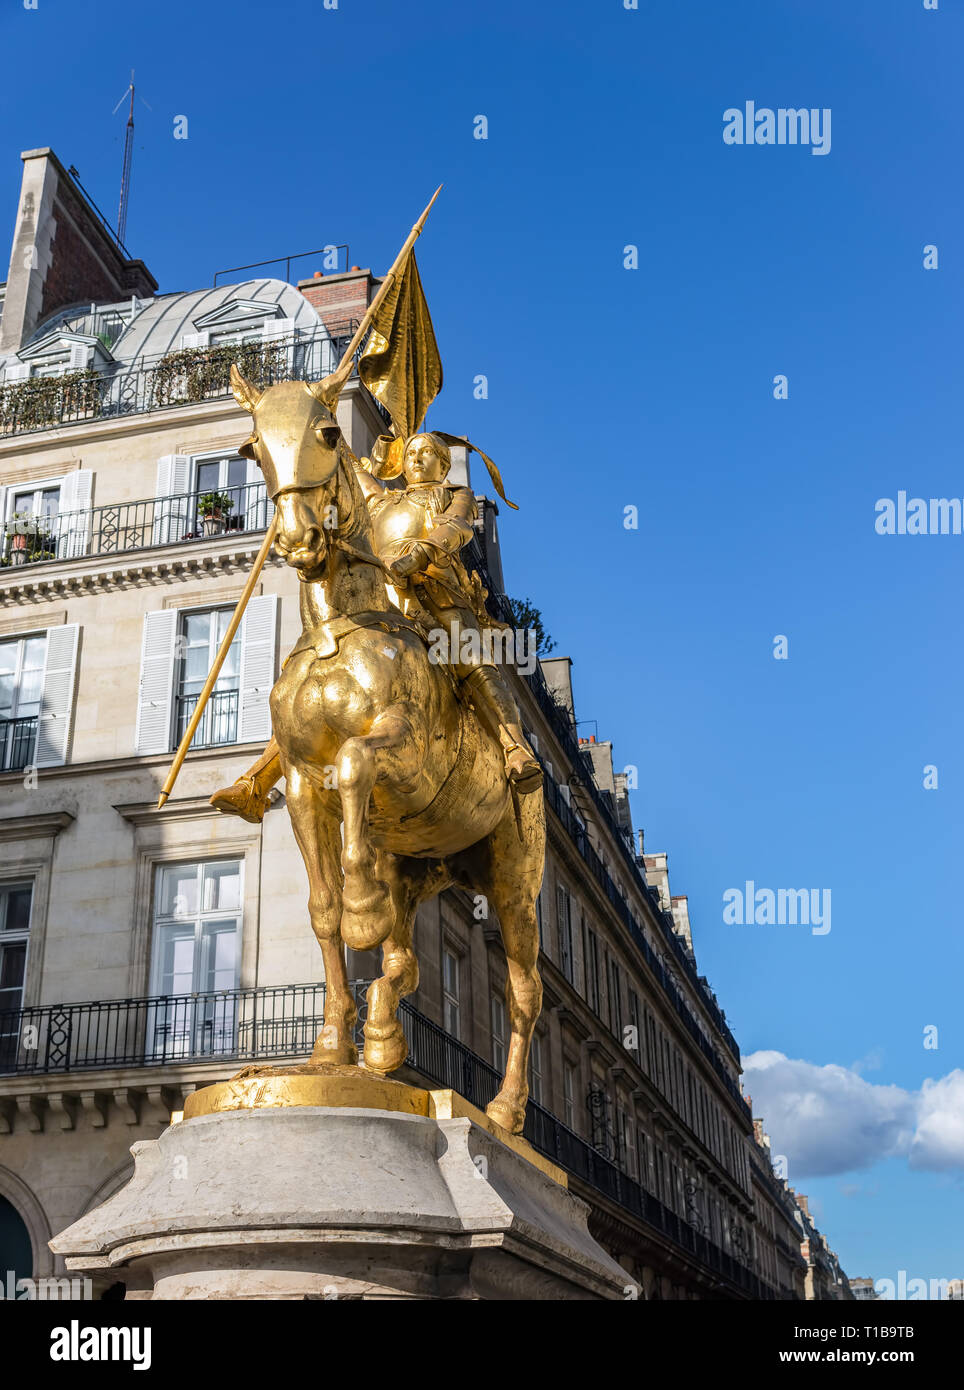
top-left (502, 742), bottom-right (543, 793)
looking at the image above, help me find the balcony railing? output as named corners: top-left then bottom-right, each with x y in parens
top-left (175, 687), bottom-right (239, 750)
top-left (1, 481), bottom-right (272, 573)
top-left (0, 980), bottom-right (780, 1298)
top-left (0, 329), bottom-right (358, 438)
top-left (0, 715), bottom-right (37, 771)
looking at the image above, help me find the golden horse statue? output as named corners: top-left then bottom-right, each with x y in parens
top-left (227, 366), bottom-right (545, 1135)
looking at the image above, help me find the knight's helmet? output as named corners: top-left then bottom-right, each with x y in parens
top-left (230, 364), bottom-right (344, 499)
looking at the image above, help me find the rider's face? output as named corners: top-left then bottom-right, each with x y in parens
top-left (403, 438), bottom-right (445, 485)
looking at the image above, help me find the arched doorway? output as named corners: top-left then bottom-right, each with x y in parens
top-left (0, 1193), bottom-right (33, 1285)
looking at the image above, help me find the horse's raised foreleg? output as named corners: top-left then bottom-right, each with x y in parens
top-left (363, 853), bottom-right (450, 1075)
top-left (285, 764), bottom-right (357, 1065)
top-left (337, 708), bottom-right (417, 954)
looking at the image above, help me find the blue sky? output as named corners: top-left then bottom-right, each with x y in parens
top-left (2, 0), bottom-right (962, 1288)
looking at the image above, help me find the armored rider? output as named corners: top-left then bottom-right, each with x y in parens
top-left (210, 430), bottom-right (542, 824)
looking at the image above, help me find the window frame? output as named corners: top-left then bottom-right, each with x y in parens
top-left (174, 604), bottom-right (242, 750)
top-left (0, 880), bottom-right (34, 1020)
top-left (442, 945), bottom-right (461, 1041)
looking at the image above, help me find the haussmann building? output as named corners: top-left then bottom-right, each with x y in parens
top-left (0, 147), bottom-right (848, 1301)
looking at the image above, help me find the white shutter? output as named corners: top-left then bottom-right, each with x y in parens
top-left (152, 454), bottom-right (192, 545)
top-left (35, 624), bottom-right (80, 768)
top-left (262, 315), bottom-right (295, 378)
top-left (135, 609), bottom-right (178, 755)
top-left (56, 469), bottom-right (93, 559)
top-left (179, 331), bottom-right (209, 349)
top-left (244, 457), bottom-right (270, 532)
top-left (261, 315), bottom-right (296, 343)
top-left (4, 360), bottom-right (29, 383)
top-left (69, 343), bottom-right (89, 370)
top-left (238, 594), bottom-right (278, 742)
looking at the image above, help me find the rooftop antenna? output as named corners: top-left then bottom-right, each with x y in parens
top-left (112, 71), bottom-right (151, 247)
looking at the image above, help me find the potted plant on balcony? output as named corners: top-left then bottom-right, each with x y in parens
top-left (4, 511), bottom-right (41, 566)
top-left (197, 491), bottom-right (234, 537)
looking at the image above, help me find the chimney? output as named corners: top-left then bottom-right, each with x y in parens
top-left (298, 266), bottom-right (378, 338)
top-left (1, 148), bottom-right (157, 355)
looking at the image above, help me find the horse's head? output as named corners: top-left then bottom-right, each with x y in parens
top-left (231, 364), bottom-right (344, 579)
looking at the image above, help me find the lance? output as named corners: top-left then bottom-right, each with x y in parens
top-left (156, 184), bottom-right (443, 811)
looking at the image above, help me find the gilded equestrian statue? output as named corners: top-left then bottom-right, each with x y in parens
top-left (225, 366), bottom-right (546, 1135)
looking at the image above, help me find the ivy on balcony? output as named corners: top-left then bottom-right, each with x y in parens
top-left (0, 369), bottom-right (101, 432)
top-left (150, 339), bottom-right (290, 408)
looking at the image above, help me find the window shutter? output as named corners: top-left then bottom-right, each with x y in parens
top-left (135, 609), bottom-right (178, 755)
top-left (4, 360), bottom-right (29, 383)
top-left (35, 624), bottom-right (80, 767)
top-left (152, 455), bottom-right (192, 545)
top-left (179, 331), bottom-right (210, 349)
top-left (56, 469), bottom-right (94, 559)
top-left (261, 315), bottom-right (296, 343)
top-left (238, 594), bottom-right (278, 742)
top-left (69, 343), bottom-right (89, 370)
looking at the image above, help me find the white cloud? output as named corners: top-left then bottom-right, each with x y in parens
top-left (744, 1052), bottom-right (964, 1178)
top-left (910, 1071), bottom-right (964, 1172)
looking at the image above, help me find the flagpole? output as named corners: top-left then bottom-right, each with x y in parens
top-left (321, 184), bottom-right (442, 401)
top-left (155, 186), bottom-right (443, 812)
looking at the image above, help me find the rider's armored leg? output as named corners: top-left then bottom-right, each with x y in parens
top-left (463, 666), bottom-right (543, 793)
top-left (210, 739), bottom-right (283, 823)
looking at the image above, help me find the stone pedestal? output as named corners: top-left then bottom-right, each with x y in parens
top-left (51, 1069), bottom-right (635, 1300)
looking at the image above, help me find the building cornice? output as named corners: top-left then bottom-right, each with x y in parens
top-left (0, 810), bottom-right (75, 843)
top-left (0, 537), bottom-right (287, 606)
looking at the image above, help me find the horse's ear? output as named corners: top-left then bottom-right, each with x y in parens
top-left (230, 364), bottom-right (261, 414)
top-left (307, 373), bottom-right (342, 413)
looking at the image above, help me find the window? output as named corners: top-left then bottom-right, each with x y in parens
top-left (607, 955), bottom-right (621, 1036)
top-left (528, 1032), bottom-right (544, 1105)
top-left (490, 992), bottom-right (506, 1072)
top-left (149, 861), bottom-right (242, 1059)
top-left (175, 608), bottom-right (241, 749)
top-left (556, 883), bottom-right (573, 982)
top-left (10, 484), bottom-right (60, 524)
top-left (563, 1060), bottom-right (575, 1130)
top-left (617, 1105), bottom-right (636, 1178)
top-left (584, 925), bottom-right (600, 1014)
top-left (628, 989), bottom-right (641, 1060)
top-left (0, 883), bottom-right (33, 1062)
top-left (442, 948), bottom-right (460, 1039)
top-left (194, 455), bottom-right (251, 533)
top-left (0, 634), bottom-right (46, 771)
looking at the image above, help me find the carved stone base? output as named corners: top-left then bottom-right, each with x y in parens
top-left (51, 1097), bottom-right (637, 1300)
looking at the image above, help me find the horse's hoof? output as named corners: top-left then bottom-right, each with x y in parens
top-left (309, 1036), bottom-right (358, 1066)
top-left (341, 885), bottom-right (392, 951)
top-left (361, 1023), bottom-right (408, 1075)
top-left (486, 1092), bottom-right (527, 1136)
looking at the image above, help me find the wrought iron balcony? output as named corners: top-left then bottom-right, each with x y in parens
top-left (175, 687), bottom-right (239, 750)
top-left (0, 715), bottom-right (37, 772)
top-left (0, 979), bottom-right (779, 1298)
top-left (0, 329), bottom-right (355, 438)
top-left (0, 481), bottom-right (272, 572)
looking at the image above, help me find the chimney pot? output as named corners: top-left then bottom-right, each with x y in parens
top-left (313, 270), bottom-right (322, 279)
